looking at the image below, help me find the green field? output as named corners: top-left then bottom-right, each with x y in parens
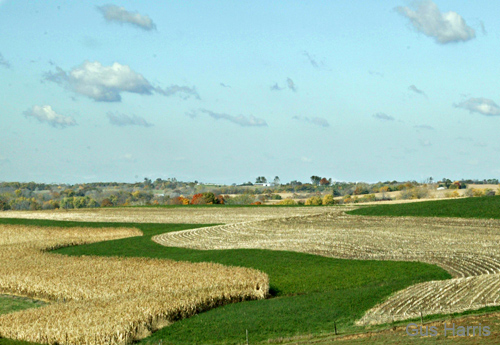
top-left (0, 217), bottom-right (449, 345)
top-left (347, 195), bottom-right (500, 219)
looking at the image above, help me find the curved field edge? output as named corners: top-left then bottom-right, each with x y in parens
top-left (0, 217), bottom-right (449, 345)
top-left (346, 195), bottom-right (500, 219)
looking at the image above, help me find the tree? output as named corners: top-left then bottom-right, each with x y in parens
top-left (273, 176), bottom-right (281, 185)
top-left (319, 178), bottom-right (330, 186)
top-left (310, 176), bottom-right (321, 186)
top-left (255, 176), bottom-right (267, 184)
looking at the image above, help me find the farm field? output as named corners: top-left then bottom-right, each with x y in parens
top-left (154, 207), bottom-right (500, 324)
top-left (0, 216), bottom-right (447, 345)
top-left (0, 206), bottom-right (334, 224)
top-left (0, 223), bottom-right (268, 344)
top-left (1, 198), bottom-right (500, 344)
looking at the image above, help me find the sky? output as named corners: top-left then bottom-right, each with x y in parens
top-left (1, 1), bottom-right (500, 184)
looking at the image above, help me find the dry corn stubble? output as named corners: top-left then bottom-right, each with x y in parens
top-left (0, 225), bottom-right (269, 344)
top-left (153, 209), bottom-right (500, 324)
top-left (0, 206), bottom-right (335, 224)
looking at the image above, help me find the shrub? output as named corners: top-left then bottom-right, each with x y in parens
top-left (399, 187), bottom-right (430, 200)
top-left (472, 188), bottom-right (485, 197)
top-left (485, 189), bottom-right (496, 196)
top-left (0, 197), bottom-right (10, 211)
top-left (359, 194), bottom-right (376, 203)
top-left (225, 194), bottom-right (255, 205)
top-left (305, 196), bottom-right (322, 206)
top-left (216, 195), bottom-right (225, 204)
top-left (100, 198), bottom-right (113, 207)
top-left (191, 193), bottom-right (205, 205)
top-left (445, 190), bottom-right (460, 198)
top-left (202, 192), bottom-right (216, 204)
top-left (277, 198), bottom-right (297, 205)
top-left (250, 201), bottom-right (262, 205)
top-left (322, 194), bottom-right (335, 206)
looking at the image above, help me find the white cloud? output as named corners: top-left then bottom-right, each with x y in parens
top-left (97, 4), bottom-right (156, 31)
top-left (107, 112), bottom-right (153, 127)
top-left (396, 1), bottom-right (475, 44)
top-left (292, 116), bottom-right (330, 128)
top-left (373, 112), bottom-right (395, 121)
top-left (24, 105), bottom-right (76, 128)
top-left (0, 53), bottom-right (10, 69)
top-left (199, 109), bottom-right (267, 127)
top-left (44, 61), bottom-right (198, 102)
top-left (455, 97), bottom-right (500, 116)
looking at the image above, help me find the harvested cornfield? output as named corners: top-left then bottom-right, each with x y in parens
top-left (0, 225), bottom-right (269, 344)
top-left (153, 210), bottom-right (500, 324)
top-left (0, 206), bottom-right (334, 224)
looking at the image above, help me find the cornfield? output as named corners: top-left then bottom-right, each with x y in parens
top-left (0, 225), bottom-right (269, 344)
top-left (153, 209), bottom-right (500, 324)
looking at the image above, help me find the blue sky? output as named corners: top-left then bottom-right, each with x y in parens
top-left (1, 1), bottom-right (499, 184)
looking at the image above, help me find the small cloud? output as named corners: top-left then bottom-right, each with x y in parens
top-left (414, 124), bottom-right (434, 130)
top-left (408, 84), bottom-right (427, 97)
top-left (97, 4), bottom-right (156, 31)
top-left (287, 78), bottom-right (297, 92)
top-left (292, 116), bottom-right (330, 128)
top-left (0, 53), bottom-right (11, 69)
top-left (107, 112), bottom-right (153, 127)
top-left (24, 105), bottom-right (77, 128)
top-left (155, 84), bottom-right (200, 100)
top-left (270, 83), bottom-right (284, 91)
top-left (220, 82), bottom-right (231, 88)
top-left (373, 112), bottom-right (395, 121)
top-left (396, 1), bottom-right (475, 44)
top-left (419, 139), bottom-right (432, 147)
top-left (44, 61), bottom-right (197, 102)
top-left (301, 157), bottom-right (313, 163)
top-left (454, 97), bottom-right (500, 116)
top-left (199, 109), bottom-right (267, 127)
top-left (302, 51), bottom-right (326, 69)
